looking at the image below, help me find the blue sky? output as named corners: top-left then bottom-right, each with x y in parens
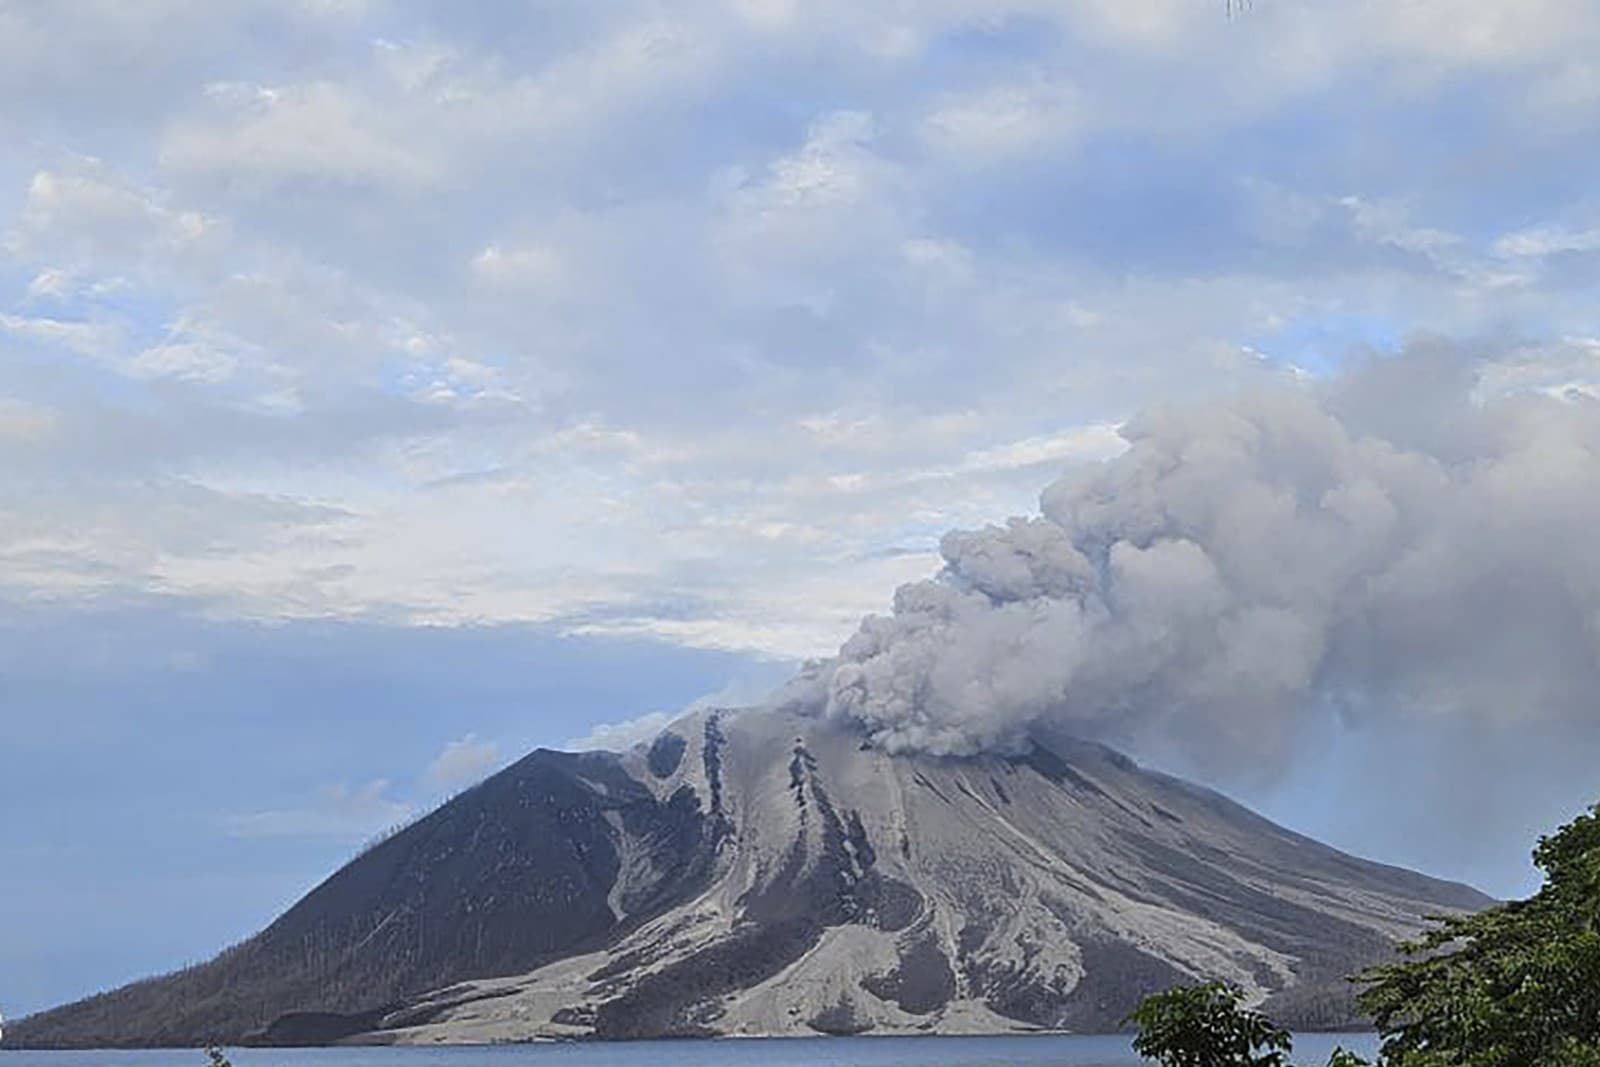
top-left (5, 0), bottom-right (1600, 1019)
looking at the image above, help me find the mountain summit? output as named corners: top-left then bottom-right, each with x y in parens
top-left (8, 707), bottom-right (1489, 1047)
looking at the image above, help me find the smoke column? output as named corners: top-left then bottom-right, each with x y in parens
top-left (777, 346), bottom-right (1600, 815)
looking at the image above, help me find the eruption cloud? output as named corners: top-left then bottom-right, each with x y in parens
top-left (777, 347), bottom-right (1600, 786)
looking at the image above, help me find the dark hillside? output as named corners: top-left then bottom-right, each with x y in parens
top-left (8, 748), bottom-right (713, 1047)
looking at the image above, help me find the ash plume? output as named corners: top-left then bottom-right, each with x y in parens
top-left (777, 345), bottom-right (1600, 787)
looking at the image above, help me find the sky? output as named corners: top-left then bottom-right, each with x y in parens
top-left (4, 0), bottom-right (1600, 1020)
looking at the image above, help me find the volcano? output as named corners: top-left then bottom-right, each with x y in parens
top-left (6, 706), bottom-right (1489, 1047)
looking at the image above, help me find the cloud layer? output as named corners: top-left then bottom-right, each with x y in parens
top-left (7, 1), bottom-right (1600, 655)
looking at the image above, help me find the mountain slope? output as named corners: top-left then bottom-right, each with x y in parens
top-left (6, 707), bottom-right (1490, 1047)
top-left (6, 747), bottom-right (720, 1047)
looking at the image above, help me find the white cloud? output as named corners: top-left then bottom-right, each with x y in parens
top-left (720, 110), bottom-right (901, 260)
top-left (127, 342), bottom-right (238, 384)
top-left (564, 710), bottom-right (676, 752)
top-left (951, 424), bottom-right (1128, 474)
top-left (14, 166), bottom-right (219, 265)
top-left (471, 243), bottom-right (565, 289)
top-left (223, 779), bottom-right (414, 840)
top-left (1371, 0), bottom-right (1597, 69)
top-left (562, 666), bottom-right (793, 750)
top-left (26, 268), bottom-right (70, 300)
top-left (1340, 195), bottom-right (1465, 263)
top-left (1063, 0), bottom-right (1200, 50)
top-left (0, 312), bottom-right (116, 356)
top-left (162, 80), bottom-right (441, 187)
top-left (920, 79), bottom-right (1085, 159)
top-left (728, 0), bottom-right (799, 32)
top-left (762, 110), bottom-right (878, 209)
top-left (423, 734), bottom-right (502, 795)
top-left (1494, 223), bottom-right (1600, 259)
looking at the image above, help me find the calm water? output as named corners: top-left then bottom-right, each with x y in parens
top-left (0, 1034), bottom-right (1380, 1067)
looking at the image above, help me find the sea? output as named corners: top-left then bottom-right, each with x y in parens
top-left (0, 1034), bottom-right (1381, 1067)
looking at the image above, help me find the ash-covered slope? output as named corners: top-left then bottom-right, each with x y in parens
top-left (8, 707), bottom-right (1489, 1047)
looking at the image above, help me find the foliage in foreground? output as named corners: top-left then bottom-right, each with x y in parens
top-left (1125, 981), bottom-right (1362, 1067)
top-left (1128, 802), bottom-right (1600, 1067)
top-left (1124, 981), bottom-right (1291, 1066)
top-left (1355, 802), bottom-right (1600, 1066)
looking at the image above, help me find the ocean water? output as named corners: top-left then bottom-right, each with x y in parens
top-left (0, 1034), bottom-right (1381, 1067)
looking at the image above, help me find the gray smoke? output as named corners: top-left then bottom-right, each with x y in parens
top-left (777, 347), bottom-right (1600, 787)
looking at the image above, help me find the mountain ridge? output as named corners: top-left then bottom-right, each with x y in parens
top-left (5, 706), bottom-right (1490, 1047)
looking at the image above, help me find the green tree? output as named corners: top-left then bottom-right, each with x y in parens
top-left (1125, 981), bottom-right (1293, 1067)
top-left (1356, 802), bottom-right (1600, 1067)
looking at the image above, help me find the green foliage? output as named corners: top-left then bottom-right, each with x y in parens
top-left (1125, 981), bottom-right (1293, 1067)
top-left (1130, 802), bottom-right (1600, 1067)
top-left (1356, 803), bottom-right (1600, 1067)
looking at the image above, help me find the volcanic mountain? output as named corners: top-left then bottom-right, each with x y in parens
top-left (7, 706), bottom-right (1489, 1047)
